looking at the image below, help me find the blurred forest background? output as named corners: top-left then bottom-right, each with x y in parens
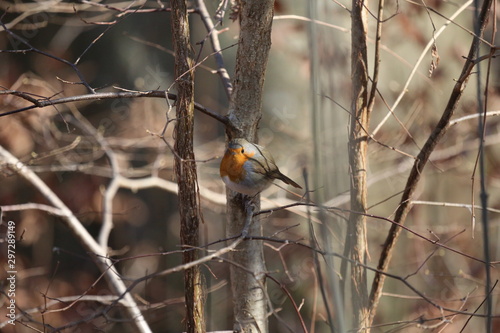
top-left (0, 0), bottom-right (499, 332)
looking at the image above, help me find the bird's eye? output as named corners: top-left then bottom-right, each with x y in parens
top-left (241, 148), bottom-right (245, 154)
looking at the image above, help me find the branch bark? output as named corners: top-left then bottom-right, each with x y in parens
top-left (368, 0), bottom-right (494, 324)
top-left (0, 145), bottom-right (152, 333)
top-left (0, 90), bottom-right (229, 125)
top-left (171, 0), bottom-right (206, 332)
top-left (194, 0), bottom-right (233, 98)
top-left (224, 0), bottom-right (275, 332)
top-left (348, 0), bottom-right (370, 331)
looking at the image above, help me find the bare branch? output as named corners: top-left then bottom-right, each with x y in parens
top-left (369, 0), bottom-right (495, 322)
top-left (0, 18), bottom-right (95, 93)
top-left (0, 145), bottom-right (152, 333)
top-left (194, 0), bottom-right (233, 98)
top-left (372, 0), bottom-right (474, 136)
top-left (0, 89), bottom-right (230, 125)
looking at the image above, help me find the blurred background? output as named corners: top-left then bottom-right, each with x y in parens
top-left (0, 0), bottom-right (499, 332)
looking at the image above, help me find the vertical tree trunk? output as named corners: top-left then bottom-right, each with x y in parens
top-left (349, 0), bottom-right (370, 331)
top-left (225, 1), bottom-right (274, 332)
top-left (171, 1), bottom-right (206, 332)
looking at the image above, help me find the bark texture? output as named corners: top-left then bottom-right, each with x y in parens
top-left (349, 0), bottom-right (370, 330)
top-left (225, 0), bottom-right (275, 332)
top-left (171, 0), bottom-right (206, 332)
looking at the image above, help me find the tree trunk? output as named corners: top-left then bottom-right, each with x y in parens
top-left (225, 1), bottom-right (275, 332)
top-left (171, 1), bottom-right (206, 332)
top-left (349, 0), bottom-right (370, 331)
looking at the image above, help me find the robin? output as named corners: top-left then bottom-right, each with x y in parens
top-left (220, 138), bottom-right (302, 195)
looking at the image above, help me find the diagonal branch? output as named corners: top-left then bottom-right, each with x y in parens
top-left (368, 0), bottom-right (494, 324)
top-left (0, 145), bottom-right (152, 333)
top-left (194, 0), bottom-right (233, 99)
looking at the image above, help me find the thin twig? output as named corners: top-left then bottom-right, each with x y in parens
top-left (258, 202), bottom-right (488, 264)
top-left (304, 169), bottom-right (336, 332)
top-left (194, 0), bottom-right (233, 98)
top-left (411, 200), bottom-right (500, 214)
top-left (0, 89), bottom-right (230, 126)
top-left (0, 17), bottom-right (95, 93)
top-left (1, 203), bottom-right (65, 216)
top-left (367, 0), bottom-right (385, 111)
top-left (450, 110), bottom-right (500, 126)
top-left (244, 235), bottom-right (498, 319)
top-left (372, 0), bottom-right (474, 136)
top-left (64, 104), bottom-right (120, 249)
top-left (459, 280), bottom-right (499, 332)
top-left (267, 275), bottom-right (309, 333)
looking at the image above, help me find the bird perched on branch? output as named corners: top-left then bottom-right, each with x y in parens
top-left (220, 138), bottom-right (302, 196)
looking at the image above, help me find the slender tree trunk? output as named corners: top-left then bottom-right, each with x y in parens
top-left (225, 1), bottom-right (274, 332)
top-left (349, 0), bottom-right (370, 331)
top-left (171, 1), bottom-right (206, 332)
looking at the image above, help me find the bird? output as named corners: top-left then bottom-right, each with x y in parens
top-left (220, 138), bottom-right (302, 196)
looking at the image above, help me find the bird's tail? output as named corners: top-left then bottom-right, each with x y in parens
top-left (277, 173), bottom-right (302, 189)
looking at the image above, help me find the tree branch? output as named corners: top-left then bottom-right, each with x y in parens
top-left (0, 145), bottom-right (152, 333)
top-left (0, 89), bottom-right (230, 126)
top-left (368, 0), bottom-right (495, 324)
top-left (194, 0), bottom-right (233, 99)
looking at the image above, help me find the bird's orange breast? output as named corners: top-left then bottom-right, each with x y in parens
top-left (220, 148), bottom-right (256, 182)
